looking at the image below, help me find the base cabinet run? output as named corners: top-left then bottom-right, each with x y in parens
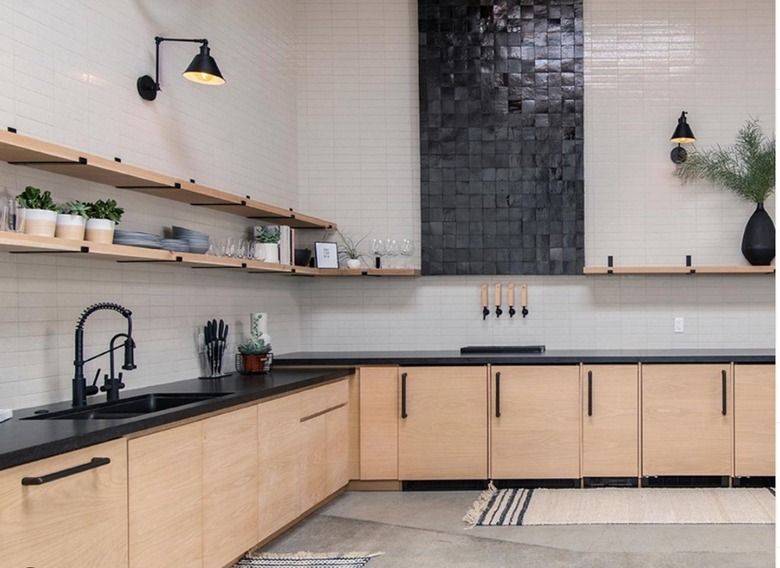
top-left (0, 438), bottom-right (128, 568)
top-left (734, 364), bottom-right (775, 477)
top-left (642, 364), bottom-right (732, 476)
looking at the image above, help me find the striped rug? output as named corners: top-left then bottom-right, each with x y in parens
top-left (233, 552), bottom-right (381, 567)
top-left (464, 485), bottom-right (775, 526)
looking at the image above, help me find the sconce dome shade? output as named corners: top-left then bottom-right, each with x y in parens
top-left (182, 45), bottom-right (225, 85)
top-left (671, 112), bottom-right (695, 143)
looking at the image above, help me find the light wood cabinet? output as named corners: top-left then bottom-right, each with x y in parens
top-left (203, 406), bottom-right (259, 568)
top-left (359, 366), bottom-right (399, 480)
top-left (734, 364), bottom-right (775, 477)
top-left (582, 365), bottom-right (639, 477)
top-left (0, 438), bottom-right (128, 568)
top-left (128, 422), bottom-right (203, 568)
top-left (398, 366), bottom-right (488, 480)
top-left (642, 364), bottom-right (732, 476)
top-left (490, 366), bottom-right (580, 479)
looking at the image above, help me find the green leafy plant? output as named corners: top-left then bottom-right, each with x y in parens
top-left (674, 118), bottom-right (775, 204)
top-left (335, 228), bottom-right (367, 261)
top-left (16, 186), bottom-right (57, 211)
top-left (86, 199), bottom-right (124, 223)
top-left (255, 225), bottom-right (281, 243)
top-left (58, 200), bottom-right (89, 218)
top-left (237, 336), bottom-right (272, 355)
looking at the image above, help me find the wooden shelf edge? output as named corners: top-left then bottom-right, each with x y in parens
top-left (583, 265), bottom-right (775, 275)
top-left (0, 129), bottom-right (336, 230)
top-left (290, 267), bottom-right (420, 277)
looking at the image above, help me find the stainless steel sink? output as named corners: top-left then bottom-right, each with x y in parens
top-left (22, 392), bottom-right (233, 420)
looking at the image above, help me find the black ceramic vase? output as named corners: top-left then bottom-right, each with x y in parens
top-left (741, 202), bottom-right (775, 265)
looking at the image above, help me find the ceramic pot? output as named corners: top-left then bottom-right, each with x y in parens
top-left (258, 242), bottom-right (279, 263)
top-left (55, 214), bottom-right (86, 240)
top-left (346, 258), bottom-right (361, 269)
top-left (21, 208), bottom-right (57, 237)
top-left (85, 218), bottom-right (115, 244)
top-left (741, 202), bottom-right (775, 266)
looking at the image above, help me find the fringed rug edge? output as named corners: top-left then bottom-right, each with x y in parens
top-left (462, 481), bottom-right (497, 528)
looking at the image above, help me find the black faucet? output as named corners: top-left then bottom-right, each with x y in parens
top-left (72, 302), bottom-right (136, 407)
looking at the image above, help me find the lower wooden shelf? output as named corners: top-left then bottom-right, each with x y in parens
top-left (584, 265), bottom-right (775, 275)
top-left (0, 232), bottom-right (418, 277)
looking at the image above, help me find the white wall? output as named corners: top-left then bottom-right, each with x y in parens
top-left (0, 0), bottom-right (306, 410)
top-left (296, 0), bottom-right (775, 351)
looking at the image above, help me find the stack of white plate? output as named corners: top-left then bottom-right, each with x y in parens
top-left (113, 230), bottom-right (163, 249)
top-left (161, 238), bottom-right (190, 252)
top-left (172, 226), bottom-right (210, 254)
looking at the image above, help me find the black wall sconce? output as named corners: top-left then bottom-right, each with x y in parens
top-left (670, 111), bottom-right (696, 163)
top-left (137, 36), bottom-right (225, 101)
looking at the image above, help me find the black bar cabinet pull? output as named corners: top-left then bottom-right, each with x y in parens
top-left (721, 370), bottom-right (727, 416)
top-left (587, 370), bottom-right (593, 416)
top-left (401, 372), bottom-right (408, 419)
top-left (495, 372), bottom-right (501, 418)
top-left (21, 457), bottom-right (111, 486)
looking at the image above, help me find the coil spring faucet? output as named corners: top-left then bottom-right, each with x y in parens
top-left (72, 302), bottom-right (136, 407)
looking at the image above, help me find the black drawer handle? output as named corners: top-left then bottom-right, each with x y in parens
top-left (587, 370), bottom-right (593, 416)
top-left (22, 457), bottom-right (111, 486)
top-left (721, 370), bottom-right (727, 416)
top-left (401, 372), bottom-right (408, 419)
top-left (495, 372), bottom-right (501, 418)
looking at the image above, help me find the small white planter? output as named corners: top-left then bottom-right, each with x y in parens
top-left (55, 213), bottom-right (86, 240)
top-left (257, 242), bottom-right (279, 263)
top-left (346, 258), bottom-right (361, 269)
top-left (22, 208), bottom-right (57, 237)
top-left (85, 218), bottom-right (115, 244)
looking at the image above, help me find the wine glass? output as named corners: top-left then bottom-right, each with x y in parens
top-left (370, 238), bottom-right (385, 268)
top-left (385, 238), bottom-right (399, 268)
top-left (401, 238), bottom-right (413, 267)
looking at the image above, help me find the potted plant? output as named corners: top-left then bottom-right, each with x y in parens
top-left (16, 186), bottom-right (58, 237)
top-left (674, 118), bottom-right (775, 265)
top-left (84, 198), bottom-right (124, 244)
top-left (254, 225), bottom-right (281, 263)
top-left (55, 200), bottom-right (89, 240)
top-left (237, 336), bottom-right (272, 374)
top-left (335, 228), bottom-right (367, 269)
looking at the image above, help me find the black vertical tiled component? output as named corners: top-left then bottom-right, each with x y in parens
top-left (419, 0), bottom-right (584, 276)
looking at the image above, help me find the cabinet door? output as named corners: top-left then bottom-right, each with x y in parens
top-left (203, 406), bottom-right (259, 568)
top-left (359, 366), bottom-right (399, 480)
top-left (734, 364), bottom-right (775, 477)
top-left (399, 366), bottom-right (488, 480)
top-left (491, 366), bottom-right (580, 479)
top-left (258, 393), bottom-right (303, 540)
top-left (129, 422), bottom-right (203, 568)
top-left (642, 364), bottom-right (732, 476)
top-left (582, 365), bottom-right (639, 477)
top-left (0, 438), bottom-right (128, 568)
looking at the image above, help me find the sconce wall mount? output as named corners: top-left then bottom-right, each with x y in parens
top-left (670, 110), bottom-right (696, 164)
top-left (137, 36), bottom-right (225, 101)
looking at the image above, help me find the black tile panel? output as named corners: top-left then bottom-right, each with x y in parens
top-left (420, 0), bottom-right (584, 275)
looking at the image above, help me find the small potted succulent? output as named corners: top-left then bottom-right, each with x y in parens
top-left (85, 198), bottom-right (124, 244)
top-left (55, 200), bottom-right (89, 240)
top-left (237, 335), bottom-right (272, 374)
top-left (16, 186), bottom-right (58, 237)
top-left (335, 228), bottom-right (367, 269)
top-left (254, 225), bottom-right (281, 263)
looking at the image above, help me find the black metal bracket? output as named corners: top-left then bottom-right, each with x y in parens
top-left (10, 246), bottom-right (90, 255)
top-left (116, 182), bottom-right (181, 190)
top-left (9, 156), bottom-right (87, 167)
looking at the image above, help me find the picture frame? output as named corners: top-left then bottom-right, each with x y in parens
top-left (314, 241), bottom-right (339, 269)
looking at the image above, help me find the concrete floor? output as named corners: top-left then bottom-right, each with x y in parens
top-left (261, 490), bottom-right (776, 567)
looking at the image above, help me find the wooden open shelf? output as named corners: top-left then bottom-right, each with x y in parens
top-left (0, 128), bottom-right (335, 230)
top-left (583, 265), bottom-right (775, 275)
top-left (0, 232), bottom-right (418, 277)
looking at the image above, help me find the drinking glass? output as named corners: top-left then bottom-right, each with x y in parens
top-left (401, 238), bottom-right (413, 267)
top-left (370, 238), bottom-right (385, 268)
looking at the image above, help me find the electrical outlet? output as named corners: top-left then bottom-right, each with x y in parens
top-left (674, 317), bottom-right (684, 333)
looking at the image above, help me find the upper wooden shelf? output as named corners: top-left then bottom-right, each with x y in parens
top-left (583, 265), bottom-right (775, 275)
top-left (0, 128), bottom-right (336, 230)
top-left (0, 232), bottom-right (418, 277)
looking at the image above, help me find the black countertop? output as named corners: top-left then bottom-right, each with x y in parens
top-left (0, 368), bottom-right (352, 472)
top-left (274, 348), bottom-right (775, 366)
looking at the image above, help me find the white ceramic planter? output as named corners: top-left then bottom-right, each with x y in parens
top-left (257, 242), bottom-right (279, 263)
top-left (346, 258), bottom-right (361, 269)
top-left (22, 208), bottom-right (57, 237)
top-left (55, 213), bottom-right (86, 240)
top-left (85, 218), bottom-right (115, 244)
